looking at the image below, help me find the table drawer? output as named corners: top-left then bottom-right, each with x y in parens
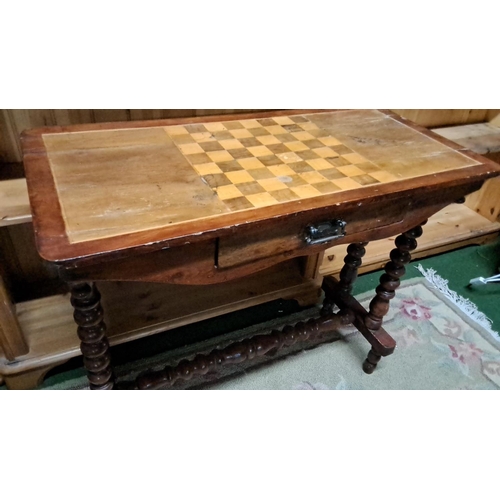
top-left (218, 199), bottom-right (408, 269)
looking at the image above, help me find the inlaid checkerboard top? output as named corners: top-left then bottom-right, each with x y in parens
top-left (37, 110), bottom-right (480, 245)
top-left (165, 114), bottom-right (397, 211)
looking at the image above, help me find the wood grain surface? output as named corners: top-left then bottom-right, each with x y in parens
top-left (21, 109), bottom-right (500, 265)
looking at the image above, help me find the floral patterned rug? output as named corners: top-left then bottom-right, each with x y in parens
top-left (209, 276), bottom-right (500, 390)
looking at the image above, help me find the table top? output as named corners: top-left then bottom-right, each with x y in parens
top-left (21, 109), bottom-right (500, 263)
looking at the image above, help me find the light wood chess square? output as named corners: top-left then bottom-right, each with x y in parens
top-left (219, 139), bottom-right (244, 150)
top-left (285, 141), bottom-right (309, 152)
top-left (333, 177), bottom-right (362, 190)
top-left (237, 158), bottom-right (266, 170)
top-left (230, 128), bottom-right (254, 139)
top-left (337, 165), bottom-right (367, 177)
top-left (268, 164), bottom-right (296, 177)
top-left (265, 125), bottom-right (288, 135)
top-left (247, 145), bottom-right (273, 157)
top-left (306, 158), bottom-right (334, 170)
top-left (291, 131), bottom-right (315, 141)
top-left (291, 185), bottom-right (322, 198)
top-left (239, 119), bottom-right (261, 129)
top-left (277, 152), bottom-right (303, 164)
top-left (225, 170), bottom-right (255, 184)
top-left (299, 171), bottom-right (328, 184)
top-left (194, 163), bottom-right (223, 175)
top-left (216, 184), bottom-right (243, 200)
top-left (178, 143), bottom-right (205, 155)
top-left (204, 122), bottom-right (227, 132)
top-left (207, 150), bottom-right (234, 162)
top-left (273, 116), bottom-right (295, 125)
top-left (257, 178), bottom-right (289, 191)
top-left (246, 192), bottom-right (280, 207)
top-left (257, 135), bottom-right (281, 146)
top-left (313, 147), bottom-right (339, 158)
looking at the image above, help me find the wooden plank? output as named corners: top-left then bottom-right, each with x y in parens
top-left (433, 122), bottom-right (500, 155)
top-left (487, 110), bottom-right (500, 125)
top-left (0, 258), bottom-right (321, 376)
top-left (0, 110), bottom-right (59, 163)
top-left (0, 178), bottom-right (31, 227)
top-left (0, 223), bottom-right (63, 304)
top-left (432, 122), bottom-right (500, 223)
top-left (129, 110), bottom-right (196, 120)
top-left (52, 110), bottom-right (95, 126)
top-left (0, 110), bottom-right (23, 163)
top-left (0, 274), bottom-right (29, 360)
top-left (463, 178), bottom-right (500, 222)
top-left (320, 204), bottom-right (500, 276)
top-left (391, 110), bottom-right (490, 128)
top-left (92, 109), bottom-right (130, 123)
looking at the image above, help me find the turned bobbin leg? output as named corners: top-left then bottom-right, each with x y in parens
top-left (70, 282), bottom-right (114, 390)
top-left (362, 223), bottom-right (425, 373)
top-left (321, 242), bottom-right (368, 317)
top-left (337, 242), bottom-right (368, 296)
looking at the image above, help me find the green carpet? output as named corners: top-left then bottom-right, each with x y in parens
top-left (3, 237), bottom-right (500, 390)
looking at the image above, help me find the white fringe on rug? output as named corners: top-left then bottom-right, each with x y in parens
top-left (416, 264), bottom-right (499, 339)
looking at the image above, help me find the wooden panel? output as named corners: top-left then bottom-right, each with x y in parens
top-left (391, 110), bottom-right (490, 128)
top-left (464, 178), bottom-right (500, 222)
top-left (433, 122), bottom-right (500, 155)
top-left (0, 178), bottom-right (31, 227)
top-left (1, 110), bottom-right (59, 163)
top-left (92, 109), bottom-right (130, 123)
top-left (0, 274), bottom-right (29, 360)
top-left (0, 224), bottom-right (63, 302)
top-left (487, 110), bottom-right (500, 124)
top-left (0, 110), bottom-right (23, 163)
top-left (129, 110), bottom-right (195, 121)
top-left (52, 110), bottom-right (94, 127)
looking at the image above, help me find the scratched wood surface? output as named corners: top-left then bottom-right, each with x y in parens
top-left (40, 111), bottom-right (477, 242)
top-left (22, 109), bottom-right (500, 263)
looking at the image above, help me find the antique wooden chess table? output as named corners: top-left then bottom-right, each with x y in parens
top-left (21, 109), bottom-right (500, 389)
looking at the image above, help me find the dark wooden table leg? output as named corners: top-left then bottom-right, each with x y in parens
top-left (362, 223), bottom-right (426, 373)
top-left (337, 242), bottom-right (369, 296)
top-left (70, 282), bottom-right (114, 390)
top-left (321, 242), bottom-right (368, 316)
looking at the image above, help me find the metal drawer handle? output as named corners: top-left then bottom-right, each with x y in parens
top-left (305, 219), bottom-right (346, 245)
